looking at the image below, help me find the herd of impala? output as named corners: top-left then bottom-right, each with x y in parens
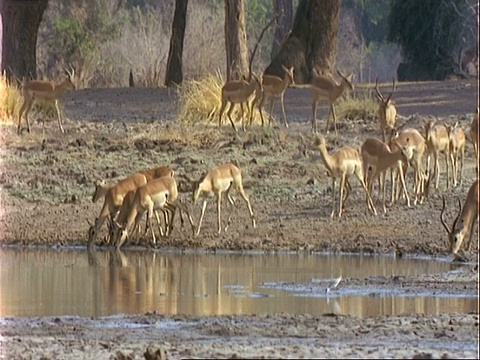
top-left (15, 66), bottom-right (479, 255)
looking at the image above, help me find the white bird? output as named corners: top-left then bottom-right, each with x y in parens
top-left (325, 275), bottom-right (342, 294)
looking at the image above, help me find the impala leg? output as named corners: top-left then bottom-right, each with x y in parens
top-left (269, 99), bottom-right (275, 126)
top-left (239, 102), bottom-right (246, 132)
top-left (311, 100), bottom-right (318, 134)
top-left (195, 200), bottom-right (208, 237)
top-left (154, 210), bottom-right (164, 237)
top-left (356, 170), bottom-right (377, 216)
top-left (218, 99), bottom-right (227, 127)
top-left (258, 95), bottom-right (266, 127)
top-left (226, 102), bottom-right (238, 132)
top-left (444, 152), bottom-right (450, 189)
top-left (434, 155), bottom-right (440, 189)
top-left (236, 185), bottom-right (256, 228)
top-left (338, 173), bottom-right (346, 217)
top-left (397, 163), bottom-right (411, 208)
top-left (331, 104), bottom-right (338, 137)
top-left (216, 193), bottom-right (222, 234)
top-left (147, 207), bottom-right (157, 246)
top-left (54, 100), bottom-right (65, 133)
top-left (171, 200), bottom-right (196, 236)
top-left (280, 94), bottom-right (288, 128)
top-left (21, 99), bottom-right (35, 134)
top-left (330, 178), bottom-right (336, 218)
top-left (459, 148), bottom-right (464, 185)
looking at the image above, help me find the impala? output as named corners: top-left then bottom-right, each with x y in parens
top-left (258, 65), bottom-right (294, 128)
top-left (361, 137), bottom-right (413, 213)
top-left (445, 122), bottom-right (466, 187)
top-left (440, 179), bottom-right (479, 254)
top-left (314, 136), bottom-right (376, 218)
top-left (186, 163), bottom-right (256, 236)
top-left (389, 127), bottom-right (427, 205)
top-left (374, 78), bottom-right (397, 142)
top-left (218, 73), bottom-right (262, 132)
top-left (18, 66), bottom-right (76, 134)
top-left (310, 70), bottom-right (354, 135)
top-left (92, 165), bottom-right (174, 202)
top-left (114, 176), bottom-right (195, 248)
top-left (424, 120), bottom-right (451, 189)
top-left (88, 173), bottom-right (148, 246)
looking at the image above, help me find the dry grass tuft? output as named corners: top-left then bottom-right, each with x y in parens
top-left (177, 71), bottom-right (269, 128)
top-left (0, 74), bottom-right (22, 124)
top-left (336, 90), bottom-right (378, 122)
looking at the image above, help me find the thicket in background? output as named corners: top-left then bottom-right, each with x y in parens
top-left (35, 0), bottom-right (404, 88)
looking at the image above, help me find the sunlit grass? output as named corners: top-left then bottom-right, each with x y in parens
top-left (0, 73), bottom-right (22, 124)
top-left (336, 89), bottom-right (379, 121)
top-left (177, 71), bottom-right (267, 128)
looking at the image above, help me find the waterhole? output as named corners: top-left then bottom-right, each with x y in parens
top-left (0, 248), bottom-right (476, 318)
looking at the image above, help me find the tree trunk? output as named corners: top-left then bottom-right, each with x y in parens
top-left (224, 0), bottom-right (249, 81)
top-left (0, 0), bottom-right (48, 82)
top-left (164, 0), bottom-right (188, 87)
top-left (270, 0), bottom-right (293, 60)
top-left (264, 0), bottom-right (340, 84)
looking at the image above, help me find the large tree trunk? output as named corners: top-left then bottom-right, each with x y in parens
top-left (224, 0), bottom-right (248, 81)
top-left (270, 0), bottom-right (293, 60)
top-left (164, 0), bottom-right (188, 87)
top-left (0, 0), bottom-right (48, 82)
top-left (264, 0), bottom-right (340, 84)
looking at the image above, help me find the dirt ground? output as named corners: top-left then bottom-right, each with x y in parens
top-left (0, 79), bottom-right (478, 359)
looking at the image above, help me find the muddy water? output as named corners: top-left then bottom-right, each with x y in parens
top-left (0, 248), bottom-right (475, 318)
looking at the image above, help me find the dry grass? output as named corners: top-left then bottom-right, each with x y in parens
top-left (0, 74), bottom-right (22, 124)
top-left (336, 90), bottom-right (378, 121)
top-left (177, 71), bottom-right (270, 128)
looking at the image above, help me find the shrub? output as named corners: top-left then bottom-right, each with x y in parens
top-left (0, 74), bottom-right (22, 124)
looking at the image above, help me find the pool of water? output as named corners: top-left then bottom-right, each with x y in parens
top-left (0, 248), bottom-right (476, 318)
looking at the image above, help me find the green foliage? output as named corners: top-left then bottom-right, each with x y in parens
top-left (387, 0), bottom-right (467, 76)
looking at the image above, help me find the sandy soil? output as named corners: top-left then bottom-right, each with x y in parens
top-left (0, 79), bottom-right (478, 359)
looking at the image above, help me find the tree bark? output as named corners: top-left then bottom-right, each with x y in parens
top-left (270, 0), bottom-right (293, 60)
top-left (224, 0), bottom-right (249, 81)
top-left (264, 0), bottom-right (340, 84)
top-left (164, 0), bottom-right (188, 87)
top-left (0, 0), bottom-right (48, 82)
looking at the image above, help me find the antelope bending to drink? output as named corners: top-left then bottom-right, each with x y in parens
top-left (441, 179), bottom-right (479, 254)
top-left (113, 176), bottom-right (195, 249)
top-left (89, 166), bottom-right (175, 246)
top-left (310, 70), bottom-right (354, 135)
top-left (18, 66), bottom-right (76, 134)
top-left (314, 136), bottom-right (377, 218)
top-left (186, 163), bottom-right (256, 236)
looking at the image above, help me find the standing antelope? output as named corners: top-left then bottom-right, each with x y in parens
top-left (310, 70), bottom-right (354, 135)
top-left (444, 122), bottom-right (466, 187)
top-left (314, 136), bottom-right (377, 218)
top-left (114, 176), bottom-right (195, 248)
top-left (424, 120), bottom-right (451, 189)
top-left (187, 163), bottom-right (256, 236)
top-left (18, 66), bottom-right (76, 134)
top-left (361, 137), bottom-right (413, 213)
top-left (218, 73), bottom-right (262, 132)
top-left (388, 128), bottom-right (427, 205)
top-left (440, 179), bottom-right (479, 254)
top-left (374, 78), bottom-right (397, 142)
top-left (258, 65), bottom-right (294, 128)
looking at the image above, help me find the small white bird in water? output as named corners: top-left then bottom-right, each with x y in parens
top-left (325, 275), bottom-right (342, 294)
